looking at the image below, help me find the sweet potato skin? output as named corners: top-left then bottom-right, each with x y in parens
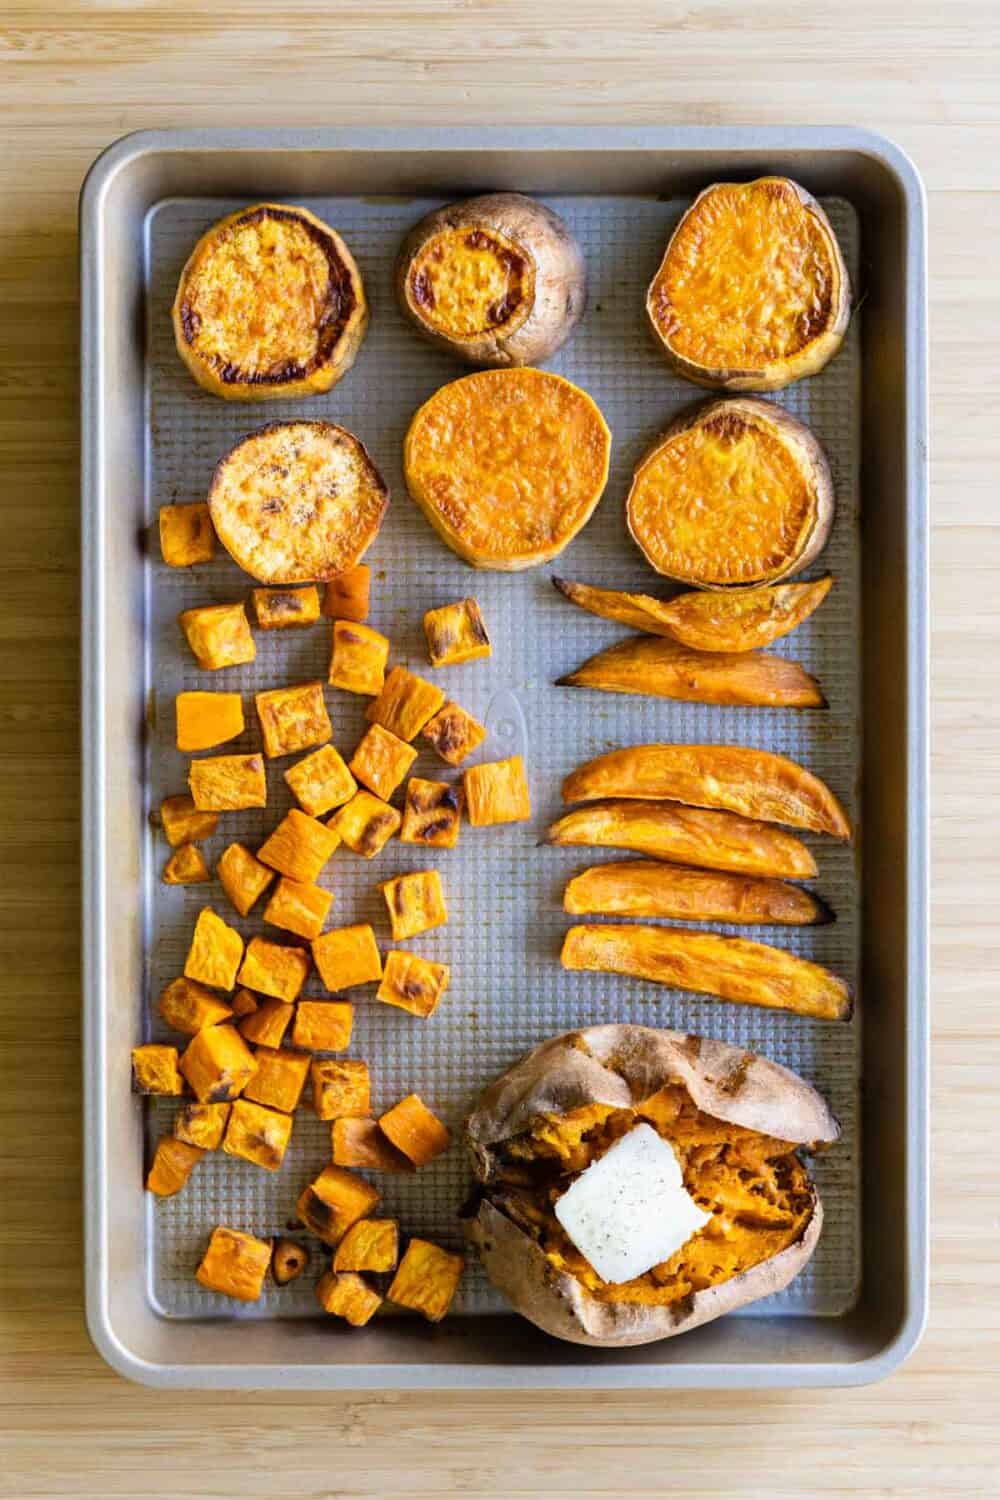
top-left (557, 634), bottom-right (825, 709)
top-left (563, 861), bottom-right (832, 925)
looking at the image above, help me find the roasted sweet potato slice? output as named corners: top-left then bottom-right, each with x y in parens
top-left (216, 842), bottom-right (275, 917)
top-left (562, 744), bottom-right (851, 841)
top-left (423, 597), bottom-right (492, 666)
top-left (366, 666), bottom-right (444, 742)
top-left (271, 1238), bottom-right (309, 1285)
top-left (252, 585), bottom-right (320, 630)
top-left (255, 681), bottom-right (331, 759)
top-left (162, 842), bottom-right (211, 886)
top-left (243, 1046), bottom-right (311, 1112)
top-left (328, 620), bottom-right (389, 695)
top-left (311, 924), bottom-right (383, 990)
top-left (258, 809), bottom-right (339, 883)
top-left (557, 634), bottom-right (825, 709)
top-left (196, 1226), bottom-right (271, 1302)
top-left (131, 1044), bottom-right (184, 1096)
top-left (463, 755), bottom-right (531, 826)
top-left (334, 1218), bottom-right (399, 1274)
top-left (158, 793), bottom-right (219, 847)
top-left (311, 1058), bottom-right (371, 1121)
top-left (179, 1024), bottom-right (258, 1103)
top-left (291, 999), bottom-right (354, 1052)
top-left (421, 700), bottom-right (487, 766)
top-left (349, 723), bottom-right (417, 801)
top-left (158, 976), bottom-right (233, 1035)
top-left (561, 923), bottom-right (852, 1021)
top-left (387, 1239), bottom-right (464, 1322)
top-left (284, 743), bottom-right (357, 817)
top-left (379, 869), bottom-right (448, 941)
top-left (331, 1118), bottom-right (413, 1173)
top-left (263, 877), bottom-right (333, 941)
top-left (146, 1136), bottom-right (205, 1197)
top-left (159, 502), bottom-right (214, 567)
top-left (237, 936), bottom-right (310, 1002)
top-left (188, 754), bottom-right (267, 812)
top-left (223, 1097), bottom-right (294, 1171)
top-left (322, 564), bottom-right (370, 622)
top-left (175, 691), bottom-right (245, 752)
top-left (296, 1164), bottom-right (380, 1246)
top-left (332, 790), bottom-right (400, 859)
top-left (184, 907), bottom-right (244, 991)
top-left (315, 1269), bottom-right (382, 1326)
top-left (400, 777), bottom-right (463, 848)
top-left (563, 862), bottom-right (832, 925)
top-left (379, 1094), bottom-right (451, 1168)
top-left (179, 601), bottom-right (256, 671)
top-left (173, 1101), bottom-right (231, 1151)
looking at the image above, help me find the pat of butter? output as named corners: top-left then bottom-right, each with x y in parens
top-left (553, 1122), bottom-right (709, 1285)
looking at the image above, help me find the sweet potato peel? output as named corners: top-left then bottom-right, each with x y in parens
top-left (563, 861), bottom-right (832, 925)
top-left (556, 634), bottom-right (825, 709)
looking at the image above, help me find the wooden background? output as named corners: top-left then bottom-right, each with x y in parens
top-left (1, 3), bottom-right (996, 1495)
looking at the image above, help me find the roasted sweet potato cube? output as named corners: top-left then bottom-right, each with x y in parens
top-left (332, 790), bottom-right (400, 859)
top-left (296, 1164), bottom-right (380, 1247)
top-left (379, 1094), bottom-right (451, 1167)
top-left (255, 681), bottom-right (332, 760)
top-left (311, 924), bottom-right (383, 990)
top-left (258, 809), bottom-right (339, 883)
top-left (349, 723), bottom-right (418, 801)
top-left (243, 1046), bottom-right (311, 1112)
top-left (158, 976), bottom-right (233, 1035)
top-left (159, 502), bottom-right (214, 568)
top-left (376, 950), bottom-right (450, 1019)
top-left (423, 597), bottom-right (491, 667)
top-left (238, 998), bottom-right (294, 1049)
top-left (379, 869), bottom-right (447, 941)
top-left (333, 1219), bottom-right (400, 1274)
top-left (189, 754), bottom-right (267, 812)
top-left (322, 565), bottom-right (370, 623)
top-left (252, 585), bottom-right (320, 630)
top-left (284, 743), bottom-right (357, 817)
top-left (175, 691), bottom-right (244, 752)
top-left (196, 1226), bottom-right (271, 1302)
top-left (332, 1118), bottom-right (414, 1173)
top-left (173, 1101), bottom-right (231, 1150)
top-left (159, 793), bottom-right (218, 847)
top-left (366, 665), bottom-right (444, 742)
top-left (146, 1136), bottom-right (204, 1197)
top-left (162, 842), bottom-right (211, 885)
top-left (463, 755), bottom-right (531, 826)
top-left (421, 701), bottom-right (487, 766)
top-left (216, 842), bottom-right (275, 917)
top-left (328, 620), bottom-right (389, 695)
top-left (311, 1058), bottom-right (371, 1121)
top-left (230, 987), bottom-right (258, 1019)
top-left (400, 777), bottom-right (463, 848)
top-left (179, 601), bottom-right (255, 671)
top-left (387, 1239), bottom-right (464, 1322)
top-left (271, 1237), bottom-right (310, 1285)
top-left (184, 907), bottom-right (244, 991)
top-left (292, 1000), bottom-right (354, 1052)
top-left (237, 936), bottom-right (310, 1002)
top-left (315, 1269), bottom-right (382, 1326)
top-left (131, 1044), bottom-right (184, 1096)
top-left (263, 877), bottom-right (333, 941)
top-left (180, 1024), bottom-right (258, 1103)
top-left (223, 1098), bottom-right (294, 1171)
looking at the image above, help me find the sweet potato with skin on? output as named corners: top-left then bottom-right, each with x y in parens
top-left (263, 877), bottom-right (333, 941)
top-left (322, 565), bottom-right (370, 622)
top-left (252, 585), bottom-right (320, 630)
top-left (237, 936), bottom-right (310, 1002)
top-left (175, 691), bottom-right (245, 752)
top-left (332, 790), bottom-right (400, 858)
top-left (284, 743), bottom-right (357, 817)
top-left (196, 1226), bottom-right (271, 1302)
top-left (334, 1219), bottom-right (399, 1274)
top-left (158, 976), bottom-right (233, 1035)
top-left (311, 1058), bottom-right (371, 1121)
top-left (216, 842), bottom-right (275, 916)
top-left (366, 666), bottom-right (444, 742)
top-left (379, 869), bottom-right (448, 941)
top-left (179, 602), bottom-right (256, 671)
top-left (258, 809), bottom-right (340, 883)
top-left (173, 1101), bottom-right (231, 1151)
top-left (557, 634), bottom-right (825, 709)
top-left (146, 1136), bottom-right (204, 1197)
top-left (423, 598), bottom-right (492, 666)
top-left (189, 754), bottom-right (267, 812)
top-left (421, 701), bottom-right (487, 766)
top-left (379, 1094), bottom-right (451, 1167)
top-left (180, 1024), bottom-right (258, 1103)
top-left (238, 998), bottom-right (293, 1049)
top-left (332, 1117), bottom-right (413, 1173)
top-left (159, 793), bottom-right (218, 847)
top-left (159, 502), bottom-right (214, 567)
top-left (376, 950), bottom-right (450, 1019)
top-left (464, 756), bottom-right (531, 826)
top-left (243, 1046), bottom-right (311, 1112)
top-left (291, 1000), bottom-right (354, 1052)
top-left (296, 1164), bottom-right (380, 1246)
top-left (328, 620), bottom-right (389, 695)
top-left (184, 907), bottom-right (244, 991)
top-left (563, 861), bottom-right (833, 925)
top-left (223, 1097), bottom-right (294, 1170)
top-left (255, 681), bottom-right (331, 759)
top-left (349, 723), bottom-right (417, 801)
top-left (131, 1044), bottom-right (184, 1096)
top-left (387, 1239), bottom-right (464, 1323)
top-left (162, 842), bottom-right (211, 886)
top-left (315, 1269), bottom-right (382, 1326)
top-left (271, 1238), bottom-right (309, 1285)
top-left (400, 777), bottom-right (463, 848)
top-left (311, 924), bottom-right (382, 990)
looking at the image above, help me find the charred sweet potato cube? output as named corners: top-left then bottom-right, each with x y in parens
top-left (184, 907), bottom-right (244, 991)
top-left (334, 1218), bottom-right (400, 1274)
top-left (328, 620), bottom-right (389, 695)
top-left (159, 502), bottom-right (214, 568)
top-left (332, 790), bottom-right (400, 859)
top-left (332, 1118), bottom-right (413, 1172)
top-left (349, 723), bottom-right (418, 801)
top-left (179, 601), bottom-right (255, 671)
top-left (315, 1269), bottom-right (382, 1326)
top-left (230, 987), bottom-right (258, 1019)
top-left (180, 1024), bottom-right (258, 1103)
top-left (322, 565), bottom-right (371, 623)
top-left (196, 1226), bottom-right (271, 1302)
top-left (296, 1164), bottom-right (380, 1247)
top-left (159, 793), bottom-right (218, 848)
top-left (311, 924), bottom-right (382, 990)
top-left (162, 843), bottom-right (211, 886)
top-left (188, 754), bottom-right (267, 812)
top-left (158, 976), bottom-right (233, 1035)
top-left (376, 950), bottom-right (450, 1019)
top-left (463, 755), bottom-right (531, 826)
top-left (423, 597), bottom-right (491, 667)
top-left (421, 701), bottom-right (487, 766)
top-left (216, 842), bottom-right (275, 917)
top-left (379, 1093), bottom-right (451, 1167)
top-left (400, 777), bottom-right (463, 848)
top-left (387, 1239), bottom-right (464, 1322)
top-left (175, 691), bottom-right (245, 752)
top-left (311, 1058), bottom-right (371, 1121)
top-left (258, 809), bottom-right (339, 883)
top-left (252, 585), bottom-right (320, 631)
top-left (243, 1046), bottom-right (311, 1113)
top-left (146, 1136), bottom-right (204, 1197)
top-left (284, 743), bottom-right (357, 817)
top-left (292, 1000), bottom-right (354, 1052)
top-left (237, 936), bottom-right (310, 1002)
top-left (379, 869), bottom-right (447, 941)
top-left (255, 681), bottom-right (332, 760)
top-left (173, 1101), bottom-right (231, 1151)
top-left (223, 1097), bottom-right (294, 1171)
top-left (238, 997), bottom-right (294, 1049)
top-left (263, 876), bottom-right (333, 941)
top-left (366, 666), bottom-right (444, 742)
top-left (131, 1044), bottom-right (184, 1096)
top-left (271, 1237), bottom-right (309, 1285)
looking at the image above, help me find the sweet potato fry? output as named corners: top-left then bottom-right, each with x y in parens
top-left (563, 861), bottom-right (833, 925)
top-left (556, 635), bottom-right (825, 709)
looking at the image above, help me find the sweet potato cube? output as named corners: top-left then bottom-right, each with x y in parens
top-left (216, 842), bottom-right (275, 917)
top-left (244, 1046), bottom-right (311, 1113)
top-left (388, 1239), bottom-right (464, 1322)
top-left (423, 597), bottom-right (491, 667)
top-left (173, 1101), bottom-right (231, 1151)
top-left (311, 1058), bottom-right (371, 1121)
top-left (284, 743), bottom-right (357, 817)
top-left (189, 754), bottom-right (267, 811)
top-left (311, 924), bottom-right (382, 990)
top-left (159, 793), bottom-right (218, 847)
top-left (175, 691), bottom-right (245, 752)
top-left (421, 701), bottom-right (487, 766)
top-left (252, 585), bottom-right (320, 630)
top-left (400, 777), bottom-right (463, 848)
top-left (379, 869), bottom-right (447, 941)
top-left (271, 1237), bottom-right (310, 1285)
top-left (131, 1044), bottom-right (184, 1096)
top-left (334, 1219), bottom-right (400, 1274)
top-left (237, 936), bottom-right (310, 1002)
top-left (184, 907), bottom-right (244, 991)
top-left (328, 620), bottom-right (389, 695)
top-left (263, 877), bottom-right (333, 941)
top-left (464, 755), bottom-right (531, 826)
top-left (332, 1117), bottom-right (414, 1173)
top-left (315, 1269), bottom-right (382, 1326)
top-left (258, 809), bottom-right (339, 883)
top-left (158, 976), bottom-right (233, 1035)
top-left (292, 1000), bottom-right (354, 1052)
top-left (223, 1098), bottom-right (294, 1171)
top-left (296, 1164), bottom-right (380, 1247)
top-left (179, 601), bottom-right (255, 671)
top-left (159, 502), bottom-right (214, 567)
top-left (348, 723), bottom-right (417, 803)
top-left (230, 987), bottom-right (258, 1019)
top-left (238, 998), bottom-right (294, 1048)
top-left (146, 1136), bottom-right (204, 1197)
top-left (180, 1024), bottom-right (258, 1103)
top-left (322, 565), bottom-right (370, 623)
top-left (376, 950), bottom-right (450, 1019)
top-left (196, 1226), bottom-right (271, 1302)
top-left (366, 666), bottom-right (444, 742)
top-left (332, 790), bottom-right (400, 859)
top-left (255, 681), bottom-right (332, 760)
top-left (379, 1093), bottom-right (451, 1167)
top-left (162, 842), bottom-right (211, 886)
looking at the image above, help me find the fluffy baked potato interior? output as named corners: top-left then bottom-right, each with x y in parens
top-left (406, 225), bottom-right (535, 340)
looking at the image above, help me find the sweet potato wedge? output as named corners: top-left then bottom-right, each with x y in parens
top-left (563, 861), bottom-right (832, 925)
top-left (561, 923), bottom-right (852, 1021)
top-left (556, 635), bottom-right (825, 709)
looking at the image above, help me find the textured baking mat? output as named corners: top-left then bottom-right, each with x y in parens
top-left (142, 193), bottom-right (861, 1320)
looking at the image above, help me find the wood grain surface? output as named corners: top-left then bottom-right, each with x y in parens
top-left (0, 3), bottom-right (996, 1496)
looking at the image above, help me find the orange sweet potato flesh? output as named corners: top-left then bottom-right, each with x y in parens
top-left (563, 861), bottom-right (832, 925)
top-left (378, 1093), bottom-right (451, 1167)
top-left (561, 923), bottom-right (852, 1020)
top-left (556, 634), bottom-right (825, 709)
